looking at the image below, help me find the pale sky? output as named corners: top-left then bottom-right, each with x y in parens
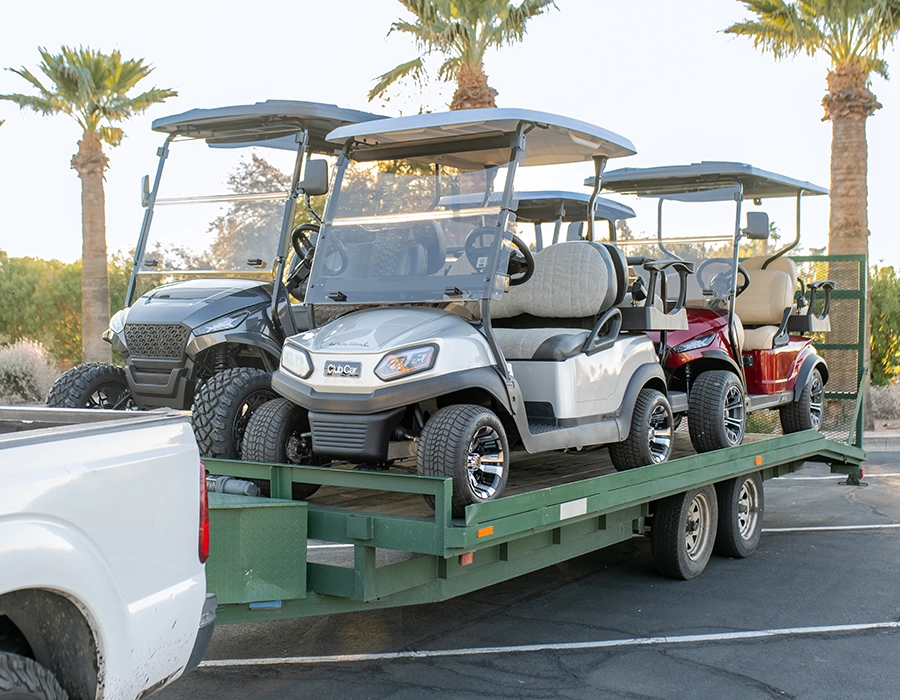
top-left (1, 0), bottom-right (898, 265)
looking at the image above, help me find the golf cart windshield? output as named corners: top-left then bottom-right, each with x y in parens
top-left (304, 109), bottom-right (635, 305)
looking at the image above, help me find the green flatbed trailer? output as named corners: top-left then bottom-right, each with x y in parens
top-left (202, 254), bottom-right (868, 625)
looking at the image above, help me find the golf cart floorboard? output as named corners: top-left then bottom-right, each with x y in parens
top-left (302, 432), bottom-right (773, 519)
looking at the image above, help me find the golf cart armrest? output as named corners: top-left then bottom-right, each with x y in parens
top-left (626, 255), bottom-right (645, 266)
top-left (773, 307), bottom-right (791, 347)
top-left (583, 308), bottom-right (622, 355)
top-left (788, 280), bottom-right (834, 333)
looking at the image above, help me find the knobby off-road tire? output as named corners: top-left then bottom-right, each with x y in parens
top-left (780, 368), bottom-right (825, 434)
top-left (715, 472), bottom-right (764, 558)
top-left (192, 367), bottom-right (276, 459)
top-left (241, 398), bottom-right (321, 500)
top-left (609, 388), bottom-right (673, 471)
top-left (651, 485), bottom-right (718, 580)
top-left (418, 404), bottom-right (509, 518)
top-left (0, 653), bottom-right (68, 700)
top-left (687, 370), bottom-right (745, 453)
top-left (45, 363), bottom-right (134, 410)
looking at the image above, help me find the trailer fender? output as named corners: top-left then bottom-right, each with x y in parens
top-left (794, 354), bottom-right (829, 401)
top-left (615, 362), bottom-right (668, 441)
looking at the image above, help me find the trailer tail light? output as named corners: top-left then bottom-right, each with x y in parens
top-left (199, 460), bottom-right (210, 564)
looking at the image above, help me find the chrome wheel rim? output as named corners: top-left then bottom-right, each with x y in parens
top-left (685, 492), bottom-right (712, 561)
top-left (809, 374), bottom-right (825, 429)
top-left (648, 403), bottom-right (673, 463)
top-left (466, 425), bottom-right (505, 501)
top-left (723, 385), bottom-right (745, 445)
top-left (737, 477), bottom-right (760, 541)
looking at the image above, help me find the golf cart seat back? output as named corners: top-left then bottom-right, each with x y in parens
top-left (491, 242), bottom-right (623, 361)
top-left (734, 268), bottom-right (794, 350)
top-left (742, 255), bottom-right (798, 287)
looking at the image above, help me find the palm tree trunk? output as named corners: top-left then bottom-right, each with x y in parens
top-left (450, 64), bottom-right (498, 110)
top-left (72, 130), bottom-right (111, 364)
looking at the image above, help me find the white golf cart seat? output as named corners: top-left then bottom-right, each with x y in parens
top-left (491, 242), bottom-right (620, 361)
top-left (734, 268), bottom-right (794, 350)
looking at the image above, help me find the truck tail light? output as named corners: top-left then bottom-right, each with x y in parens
top-left (199, 460), bottom-right (210, 564)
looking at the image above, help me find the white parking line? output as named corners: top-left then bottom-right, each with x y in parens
top-left (777, 474), bottom-right (900, 480)
top-left (763, 523), bottom-right (900, 533)
top-left (199, 620), bottom-right (900, 668)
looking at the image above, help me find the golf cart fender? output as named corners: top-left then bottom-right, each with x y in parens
top-left (188, 329), bottom-right (282, 363)
top-left (614, 363), bottom-right (668, 441)
top-left (794, 353), bottom-right (828, 401)
top-left (698, 348), bottom-right (744, 378)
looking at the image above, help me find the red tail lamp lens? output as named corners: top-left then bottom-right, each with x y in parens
top-left (199, 460), bottom-right (210, 564)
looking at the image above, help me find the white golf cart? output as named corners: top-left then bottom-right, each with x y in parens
top-left (241, 109), bottom-right (691, 514)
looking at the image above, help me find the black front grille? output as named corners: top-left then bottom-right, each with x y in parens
top-left (310, 419), bottom-right (368, 451)
top-left (125, 323), bottom-right (189, 358)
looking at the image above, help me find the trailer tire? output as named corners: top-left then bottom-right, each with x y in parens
top-left (0, 652), bottom-right (68, 700)
top-left (192, 367), bottom-right (276, 459)
top-left (714, 472), bottom-right (764, 558)
top-left (687, 370), bottom-right (745, 452)
top-left (610, 388), bottom-right (673, 470)
top-left (418, 404), bottom-right (509, 518)
top-left (241, 398), bottom-right (322, 500)
top-left (651, 485), bottom-right (718, 580)
top-left (780, 368), bottom-right (825, 433)
top-left (46, 363), bottom-right (134, 410)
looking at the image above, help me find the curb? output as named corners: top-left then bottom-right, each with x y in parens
top-left (863, 434), bottom-right (900, 452)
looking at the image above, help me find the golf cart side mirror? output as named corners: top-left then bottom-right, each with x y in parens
top-left (299, 159), bottom-right (329, 196)
top-left (141, 175), bottom-right (151, 208)
top-left (743, 211), bottom-right (769, 240)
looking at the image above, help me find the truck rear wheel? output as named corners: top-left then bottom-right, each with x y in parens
top-left (714, 472), bottom-right (764, 558)
top-left (609, 388), bottom-right (673, 470)
top-left (687, 370), bottom-right (745, 452)
top-left (651, 485), bottom-right (718, 580)
top-left (46, 363), bottom-right (134, 410)
top-left (192, 367), bottom-right (276, 459)
top-left (418, 404), bottom-right (509, 518)
top-left (0, 652), bottom-right (68, 700)
top-left (241, 398), bottom-right (321, 500)
top-left (780, 368), bottom-right (825, 433)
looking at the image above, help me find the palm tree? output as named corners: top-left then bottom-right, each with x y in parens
top-left (724, 1), bottom-right (900, 257)
top-left (1, 46), bottom-right (176, 363)
top-left (369, 0), bottom-right (556, 110)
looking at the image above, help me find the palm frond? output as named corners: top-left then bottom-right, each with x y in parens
top-left (98, 125), bottom-right (124, 147)
top-left (368, 56), bottom-right (426, 101)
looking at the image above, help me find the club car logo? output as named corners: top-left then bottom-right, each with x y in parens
top-left (325, 361), bottom-right (362, 378)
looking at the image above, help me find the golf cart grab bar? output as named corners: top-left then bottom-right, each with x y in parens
top-left (806, 280), bottom-right (835, 321)
top-left (641, 259), bottom-right (695, 312)
top-left (583, 308), bottom-right (622, 356)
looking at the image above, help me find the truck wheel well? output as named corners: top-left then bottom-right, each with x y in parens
top-left (0, 590), bottom-right (99, 700)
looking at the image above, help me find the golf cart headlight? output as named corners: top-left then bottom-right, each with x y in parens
top-left (194, 311), bottom-right (249, 336)
top-left (672, 334), bottom-right (716, 354)
top-left (281, 344), bottom-right (313, 379)
top-left (108, 308), bottom-right (128, 334)
top-left (375, 344), bottom-right (438, 382)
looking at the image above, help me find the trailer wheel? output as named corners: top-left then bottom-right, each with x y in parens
top-left (0, 652), bottom-right (68, 700)
top-left (46, 363), bottom-right (135, 410)
top-left (241, 398), bottom-right (322, 500)
top-left (687, 370), bottom-right (745, 452)
top-left (651, 485), bottom-right (718, 580)
top-left (418, 404), bottom-right (509, 518)
top-left (192, 367), bottom-right (276, 459)
top-left (780, 368), bottom-right (825, 433)
top-left (715, 472), bottom-right (764, 558)
top-left (609, 388), bottom-right (673, 470)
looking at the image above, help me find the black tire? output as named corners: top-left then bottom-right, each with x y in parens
top-left (241, 398), bottom-right (321, 500)
top-left (715, 472), bottom-right (764, 558)
top-left (780, 368), bottom-right (825, 433)
top-left (609, 388), bottom-right (673, 471)
top-left (651, 485), bottom-right (718, 580)
top-left (45, 363), bottom-right (134, 410)
top-left (191, 367), bottom-right (276, 459)
top-left (417, 404), bottom-right (509, 518)
top-left (0, 653), bottom-right (68, 700)
top-left (687, 370), bottom-right (745, 452)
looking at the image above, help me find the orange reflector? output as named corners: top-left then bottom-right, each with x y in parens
top-left (459, 552), bottom-right (474, 566)
top-left (477, 526), bottom-right (494, 538)
top-left (755, 456), bottom-right (763, 466)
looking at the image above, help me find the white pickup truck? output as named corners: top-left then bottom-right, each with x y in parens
top-left (0, 407), bottom-right (216, 700)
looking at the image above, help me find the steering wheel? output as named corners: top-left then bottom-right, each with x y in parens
top-left (464, 227), bottom-right (535, 286)
top-left (285, 224), bottom-right (320, 300)
top-left (292, 223), bottom-right (349, 278)
top-left (696, 258), bottom-right (750, 298)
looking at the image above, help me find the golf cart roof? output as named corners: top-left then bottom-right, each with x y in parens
top-left (590, 162), bottom-right (829, 201)
top-left (152, 100), bottom-right (384, 151)
top-left (439, 191), bottom-right (635, 222)
top-left (326, 108), bottom-right (636, 168)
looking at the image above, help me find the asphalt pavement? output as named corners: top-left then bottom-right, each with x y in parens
top-left (157, 449), bottom-right (900, 700)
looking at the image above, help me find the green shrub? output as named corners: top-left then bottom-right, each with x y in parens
top-left (0, 339), bottom-right (60, 404)
top-left (870, 266), bottom-right (900, 386)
